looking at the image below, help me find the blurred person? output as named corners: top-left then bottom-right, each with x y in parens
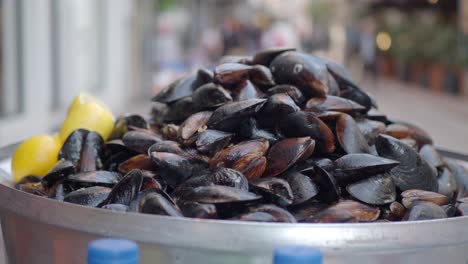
top-left (154, 18), bottom-right (184, 70)
top-left (190, 27), bottom-right (224, 68)
top-left (152, 16), bottom-right (186, 96)
top-left (260, 21), bottom-right (301, 50)
top-left (359, 18), bottom-right (377, 84)
top-left (221, 17), bottom-right (243, 54)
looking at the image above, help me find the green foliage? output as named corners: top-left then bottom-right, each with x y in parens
top-left (156, 0), bottom-right (177, 12)
top-left (378, 11), bottom-right (466, 67)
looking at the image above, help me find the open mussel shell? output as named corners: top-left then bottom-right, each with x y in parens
top-left (404, 201), bottom-right (447, 221)
top-left (278, 111), bottom-right (335, 153)
top-left (270, 51), bottom-right (329, 98)
top-left (178, 201), bottom-right (217, 219)
top-left (122, 130), bottom-right (162, 154)
top-left (346, 173), bottom-right (396, 205)
top-left (282, 171), bottom-right (319, 205)
top-left (263, 137), bottom-right (315, 177)
top-left (196, 129), bottom-right (232, 155)
top-left (305, 95), bottom-right (365, 114)
top-left (376, 135), bottom-right (438, 192)
top-left (267, 84), bottom-right (305, 106)
top-left (66, 171), bottom-right (121, 187)
top-left (250, 177), bottom-right (294, 207)
top-left (63, 186), bottom-right (111, 207)
top-left (233, 80), bottom-right (264, 101)
top-left (207, 99), bottom-right (266, 132)
top-left (214, 63), bottom-right (252, 87)
top-left (192, 83), bottom-right (232, 109)
top-left (401, 189), bottom-right (450, 208)
top-left (252, 47), bottom-right (296, 66)
top-left (336, 113), bottom-right (372, 154)
top-left (42, 159), bottom-right (75, 188)
top-left (98, 169), bottom-right (144, 206)
top-left (333, 153), bottom-right (399, 184)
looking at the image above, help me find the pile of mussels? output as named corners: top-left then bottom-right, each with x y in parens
top-left (16, 48), bottom-right (468, 223)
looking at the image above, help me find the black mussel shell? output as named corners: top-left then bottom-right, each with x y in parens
top-left (405, 201), bottom-right (447, 221)
top-left (42, 159), bottom-right (75, 188)
top-left (270, 51), bottom-right (329, 98)
top-left (282, 171), bottom-right (319, 205)
top-left (207, 99), bottom-right (266, 132)
top-left (64, 186), bottom-right (111, 207)
top-left (376, 135), bottom-right (438, 192)
top-left (98, 169), bottom-right (144, 206)
top-left (346, 173), bottom-right (396, 205)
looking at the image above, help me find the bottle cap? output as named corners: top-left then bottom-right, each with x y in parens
top-left (273, 246), bottom-right (322, 264)
top-left (88, 238), bottom-right (139, 264)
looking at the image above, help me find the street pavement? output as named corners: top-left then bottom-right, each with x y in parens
top-left (362, 78), bottom-right (468, 154)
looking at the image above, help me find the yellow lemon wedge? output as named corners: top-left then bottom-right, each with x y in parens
top-left (11, 135), bottom-right (62, 182)
top-left (59, 93), bottom-right (115, 142)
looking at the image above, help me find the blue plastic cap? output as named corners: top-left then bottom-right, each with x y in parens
top-left (273, 246), bottom-right (322, 264)
top-left (88, 238), bottom-right (139, 264)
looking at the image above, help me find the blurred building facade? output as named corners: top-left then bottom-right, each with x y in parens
top-left (0, 0), bottom-right (467, 148)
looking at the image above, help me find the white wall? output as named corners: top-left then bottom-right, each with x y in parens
top-left (0, 0), bottom-right (134, 146)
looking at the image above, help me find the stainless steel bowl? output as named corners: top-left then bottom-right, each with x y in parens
top-left (0, 144), bottom-right (467, 264)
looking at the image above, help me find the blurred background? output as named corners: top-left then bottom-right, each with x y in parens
top-left (0, 0), bottom-right (467, 153)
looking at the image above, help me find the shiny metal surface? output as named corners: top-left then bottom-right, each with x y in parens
top-left (0, 145), bottom-right (467, 264)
